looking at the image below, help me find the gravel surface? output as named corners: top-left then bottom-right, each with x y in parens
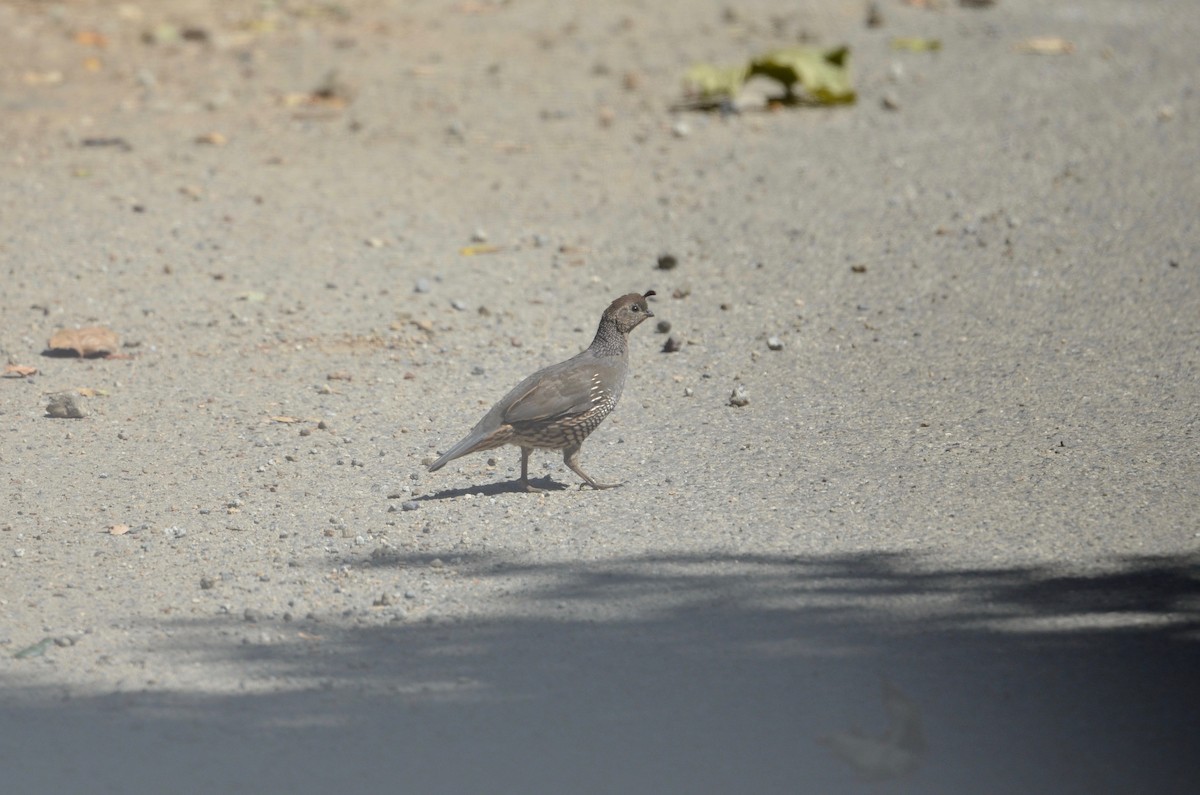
top-left (2, 1), bottom-right (1198, 793)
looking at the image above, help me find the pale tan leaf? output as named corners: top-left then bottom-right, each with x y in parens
top-left (48, 326), bottom-right (120, 357)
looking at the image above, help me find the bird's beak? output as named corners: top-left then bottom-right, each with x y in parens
top-left (645, 307), bottom-right (654, 318)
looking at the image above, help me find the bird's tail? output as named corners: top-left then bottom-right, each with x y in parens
top-left (427, 427), bottom-right (507, 472)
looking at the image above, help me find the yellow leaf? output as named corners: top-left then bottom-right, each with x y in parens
top-left (1016, 36), bottom-right (1075, 55)
top-left (459, 244), bottom-right (502, 256)
top-left (891, 37), bottom-right (942, 52)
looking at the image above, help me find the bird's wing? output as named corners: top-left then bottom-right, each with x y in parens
top-left (501, 362), bottom-right (600, 424)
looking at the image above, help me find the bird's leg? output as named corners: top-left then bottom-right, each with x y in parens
top-left (519, 446), bottom-right (547, 493)
top-left (564, 444), bottom-right (621, 490)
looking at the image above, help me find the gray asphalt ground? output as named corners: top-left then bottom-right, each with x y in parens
top-left (2, 1), bottom-right (1198, 793)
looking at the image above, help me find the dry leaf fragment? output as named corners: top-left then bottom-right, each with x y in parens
top-left (196, 131), bottom-right (228, 146)
top-left (269, 415), bottom-right (301, 424)
top-left (327, 371), bottom-right (353, 381)
top-left (1016, 36), bottom-right (1075, 55)
top-left (109, 524), bottom-right (130, 536)
top-left (3, 364), bottom-right (38, 378)
top-left (23, 70), bottom-right (64, 85)
top-left (47, 326), bottom-right (119, 357)
top-left (73, 30), bottom-right (108, 48)
top-left (459, 244), bottom-right (502, 256)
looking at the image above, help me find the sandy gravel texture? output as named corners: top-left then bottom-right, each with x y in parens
top-left (2, 1), bottom-right (1198, 792)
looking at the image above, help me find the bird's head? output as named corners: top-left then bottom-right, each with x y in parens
top-left (606, 290), bottom-right (656, 333)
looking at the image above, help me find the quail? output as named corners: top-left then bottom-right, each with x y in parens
top-left (428, 291), bottom-right (656, 492)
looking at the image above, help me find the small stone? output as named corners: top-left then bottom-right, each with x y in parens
top-left (46, 392), bottom-right (86, 419)
top-left (471, 228), bottom-right (489, 243)
top-left (729, 384), bottom-right (750, 407)
top-left (401, 501), bottom-right (419, 511)
top-left (429, 558), bottom-right (445, 569)
top-left (656, 253), bottom-right (678, 270)
top-left (671, 120), bottom-right (690, 138)
top-left (243, 608), bottom-right (260, 623)
top-left (866, 2), bottom-right (884, 28)
top-left (200, 576), bottom-right (216, 590)
top-left (881, 92), bottom-right (901, 111)
top-left (767, 336), bottom-right (784, 351)
top-left (655, 319), bottom-right (672, 333)
top-left (451, 299), bottom-right (467, 311)
top-left (662, 336), bottom-right (683, 353)
top-left (373, 592), bottom-right (394, 606)
top-left (683, 387), bottom-right (694, 397)
top-left (414, 278), bottom-right (432, 294)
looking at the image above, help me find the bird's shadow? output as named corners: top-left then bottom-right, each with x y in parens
top-left (415, 477), bottom-right (570, 501)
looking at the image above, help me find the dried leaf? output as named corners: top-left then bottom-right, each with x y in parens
top-left (459, 244), bottom-right (503, 256)
top-left (47, 326), bottom-right (120, 357)
top-left (891, 37), bottom-right (942, 52)
top-left (1016, 36), bottom-right (1075, 55)
top-left (108, 524), bottom-right (130, 536)
top-left (682, 46), bottom-right (856, 109)
top-left (73, 30), bottom-right (108, 48)
top-left (683, 63), bottom-right (750, 102)
top-left (269, 415), bottom-right (301, 424)
top-left (750, 47), bottom-right (857, 104)
top-left (3, 364), bottom-right (38, 378)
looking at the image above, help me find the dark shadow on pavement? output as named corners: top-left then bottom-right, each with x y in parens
top-left (3, 551), bottom-right (1198, 794)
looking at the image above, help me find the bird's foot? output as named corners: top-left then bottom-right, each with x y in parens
top-left (579, 480), bottom-right (622, 490)
top-left (520, 480), bottom-right (549, 494)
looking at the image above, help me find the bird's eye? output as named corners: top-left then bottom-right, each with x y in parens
top-left (632, 305), bottom-right (641, 312)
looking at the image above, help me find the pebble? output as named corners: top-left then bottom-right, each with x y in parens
top-left (414, 278), bottom-right (432, 294)
top-left (767, 336), bottom-right (784, 351)
top-left (656, 253), bottom-right (678, 270)
top-left (200, 575), bottom-right (216, 590)
top-left (401, 501), bottom-right (419, 511)
top-left (729, 384), bottom-right (750, 407)
top-left (451, 299), bottom-right (467, 311)
top-left (243, 608), bottom-right (260, 623)
top-left (471, 228), bottom-right (488, 243)
top-left (683, 387), bottom-right (694, 397)
top-left (45, 392), bottom-right (86, 419)
top-left (655, 319), bottom-right (672, 333)
top-left (671, 120), bottom-right (691, 138)
top-left (662, 336), bottom-right (683, 353)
